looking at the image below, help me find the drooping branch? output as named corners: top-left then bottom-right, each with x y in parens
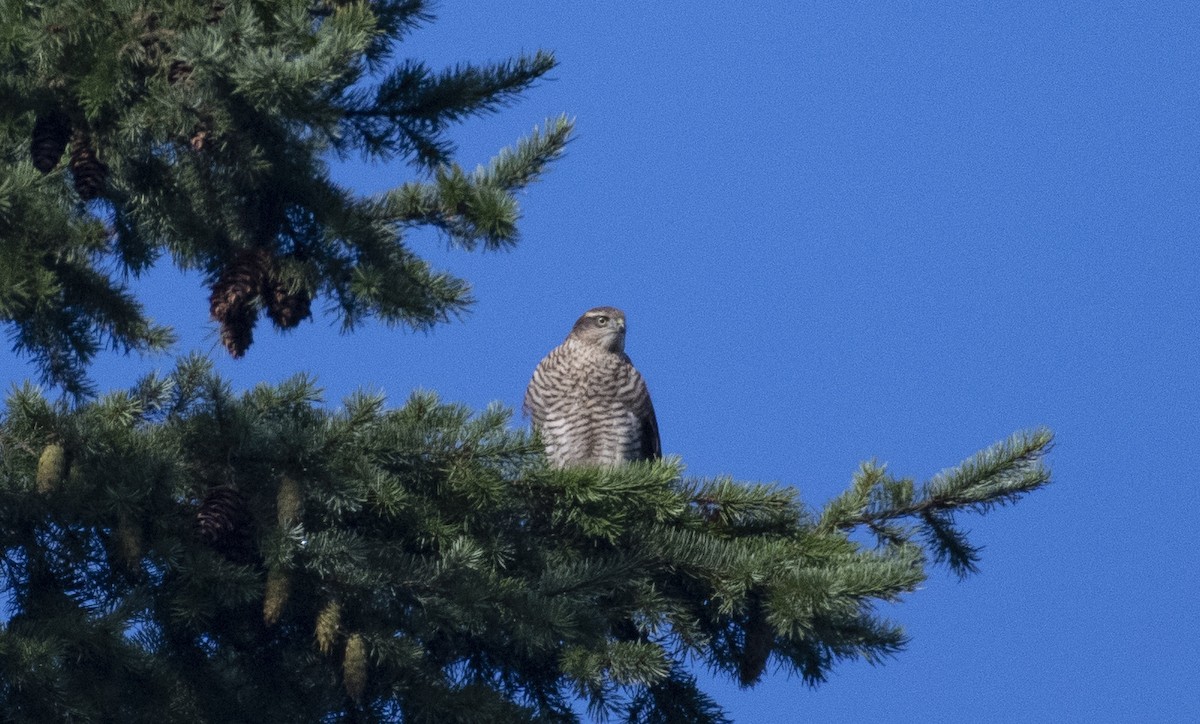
top-left (817, 428), bottom-right (1053, 578)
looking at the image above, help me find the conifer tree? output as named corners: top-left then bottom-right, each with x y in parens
top-left (1, 0), bottom-right (568, 396)
top-left (0, 2), bottom-right (1053, 722)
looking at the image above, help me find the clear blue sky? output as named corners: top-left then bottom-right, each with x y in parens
top-left (4, 2), bottom-right (1198, 721)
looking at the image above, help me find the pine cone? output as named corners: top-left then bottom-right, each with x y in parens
top-left (189, 128), bottom-right (210, 152)
top-left (210, 250), bottom-right (271, 321)
top-left (114, 513), bottom-right (143, 568)
top-left (168, 59), bottom-right (193, 85)
top-left (276, 475), bottom-right (302, 527)
top-left (265, 281), bottom-right (311, 330)
top-left (30, 111), bottom-right (70, 173)
top-left (263, 567), bottom-right (291, 625)
top-left (315, 599), bottom-right (341, 655)
top-left (189, 117), bottom-right (212, 152)
top-left (343, 632), bottom-right (367, 702)
top-left (196, 485), bottom-right (246, 541)
top-left (67, 462), bottom-right (85, 490)
top-left (219, 304), bottom-right (258, 359)
top-left (206, 0), bottom-right (226, 24)
top-left (209, 250), bottom-right (272, 358)
top-left (196, 485), bottom-right (253, 558)
top-left (69, 130), bottom-right (107, 200)
top-left (36, 443), bottom-right (67, 493)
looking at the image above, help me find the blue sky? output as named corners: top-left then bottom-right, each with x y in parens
top-left (4, 2), bottom-right (1199, 721)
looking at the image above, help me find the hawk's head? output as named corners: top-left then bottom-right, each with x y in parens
top-left (569, 306), bottom-right (627, 352)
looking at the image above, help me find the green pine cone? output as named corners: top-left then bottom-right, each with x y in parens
top-left (343, 632), bottom-right (367, 702)
top-left (36, 443), bottom-right (67, 493)
top-left (316, 600), bottom-right (341, 655)
top-left (263, 568), bottom-right (291, 626)
top-left (276, 475), bottom-right (302, 527)
top-left (115, 514), bottom-right (143, 568)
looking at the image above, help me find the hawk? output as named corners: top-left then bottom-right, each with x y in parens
top-left (524, 307), bottom-right (660, 467)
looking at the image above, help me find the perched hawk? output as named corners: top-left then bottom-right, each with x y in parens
top-left (524, 307), bottom-right (660, 467)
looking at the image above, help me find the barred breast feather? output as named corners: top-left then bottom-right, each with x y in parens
top-left (524, 338), bottom-right (660, 467)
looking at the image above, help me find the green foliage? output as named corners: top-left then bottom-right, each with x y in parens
top-left (0, 0), bottom-right (571, 397)
top-left (0, 164), bottom-right (174, 397)
top-left (0, 3), bottom-right (1055, 721)
top-left (818, 429), bottom-right (1053, 579)
top-left (0, 359), bottom-right (1054, 721)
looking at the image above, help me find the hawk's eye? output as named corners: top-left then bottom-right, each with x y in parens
top-left (595, 316), bottom-right (609, 326)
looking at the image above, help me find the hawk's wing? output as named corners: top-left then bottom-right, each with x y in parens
top-left (627, 357), bottom-right (661, 461)
top-left (639, 396), bottom-right (661, 461)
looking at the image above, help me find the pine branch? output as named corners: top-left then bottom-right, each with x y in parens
top-left (0, 359), bottom-right (1053, 718)
top-left (476, 114), bottom-right (575, 192)
top-left (686, 476), bottom-right (801, 533)
top-left (344, 51), bottom-right (558, 166)
top-left (624, 668), bottom-right (733, 724)
top-left (379, 52), bottom-right (557, 123)
top-left (2, 1), bottom-right (568, 393)
top-left (228, 2), bottom-right (375, 116)
top-left (919, 510), bottom-right (982, 579)
top-left (377, 116), bottom-right (575, 250)
top-left (818, 429), bottom-right (1052, 579)
top-left (824, 429), bottom-right (1052, 529)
